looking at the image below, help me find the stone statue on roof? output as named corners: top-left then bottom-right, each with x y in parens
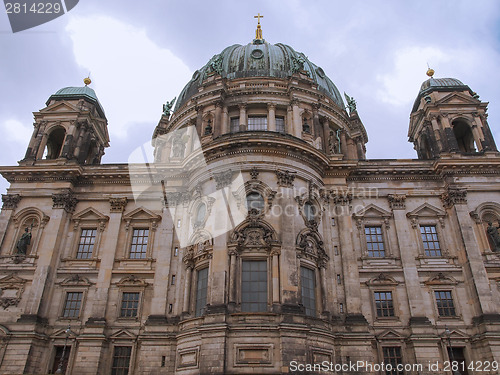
top-left (162, 97), bottom-right (176, 117)
top-left (344, 93), bottom-right (357, 115)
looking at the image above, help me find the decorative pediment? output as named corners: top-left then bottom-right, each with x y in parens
top-left (123, 207), bottom-right (161, 231)
top-left (407, 203), bottom-right (446, 219)
top-left (353, 204), bottom-right (392, 219)
top-left (59, 274), bottom-right (92, 287)
top-left (229, 218), bottom-right (278, 251)
top-left (425, 273), bottom-right (458, 286)
top-left (41, 101), bottom-right (79, 113)
top-left (296, 228), bottom-right (328, 266)
top-left (435, 92), bottom-right (480, 106)
top-left (110, 329), bottom-right (137, 341)
top-left (376, 329), bottom-right (405, 340)
top-left (366, 273), bottom-right (399, 286)
top-left (72, 207), bottom-right (109, 231)
top-left (116, 275), bottom-right (148, 288)
top-left (0, 274), bottom-right (27, 309)
top-left (442, 328), bottom-right (468, 339)
top-left (12, 207), bottom-right (50, 229)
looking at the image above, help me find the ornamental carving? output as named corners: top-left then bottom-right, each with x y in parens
top-left (165, 192), bottom-right (191, 207)
top-left (184, 238), bottom-right (213, 265)
top-left (0, 274), bottom-right (26, 309)
top-left (275, 169), bottom-right (296, 188)
top-left (1, 194), bottom-right (21, 210)
top-left (52, 190), bottom-right (78, 213)
top-left (230, 218), bottom-right (278, 251)
top-left (250, 167), bottom-right (259, 180)
top-left (109, 197), bottom-right (128, 213)
top-left (331, 191), bottom-right (352, 206)
top-left (387, 194), bottom-right (406, 210)
top-left (441, 187), bottom-right (467, 208)
top-left (214, 170), bottom-right (233, 190)
top-left (296, 229), bottom-right (328, 266)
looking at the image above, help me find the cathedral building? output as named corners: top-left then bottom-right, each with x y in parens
top-left (0, 20), bottom-right (500, 375)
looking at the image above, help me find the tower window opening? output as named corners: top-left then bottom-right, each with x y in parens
top-left (230, 117), bottom-right (240, 133)
top-left (453, 120), bottom-right (476, 153)
top-left (44, 127), bottom-right (66, 159)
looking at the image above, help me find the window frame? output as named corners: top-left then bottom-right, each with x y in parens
top-left (433, 289), bottom-right (457, 318)
top-left (60, 290), bottom-right (85, 320)
top-left (373, 290), bottom-right (395, 318)
top-left (419, 224), bottom-right (442, 257)
top-left (247, 116), bottom-right (268, 131)
top-left (194, 267), bottom-right (209, 317)
top-left (381, 346), bottom-right (405, 375)
top-left (300, 265), bottom-right (317, 317)
top-left (240, 258), bottom-right (269, 313)
top-left (364, 225), bottom-right (386, 258)
top-left (128, 228), bottom-right (150, 259)
top-left (118, 291), bottom-right (142, 319)
top-left (110, 345), bottom-right (133, 375)
top-left (75, 227), bottom-right (98, 259)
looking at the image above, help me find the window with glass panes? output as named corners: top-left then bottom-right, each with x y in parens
top-left (365, 226), bottom-right (385, 257)
top-left (111, 346), bottom-right (132, 375)
top-left (374, 291), bottom-right (394, 317)
top-left (420, 225), bottom-right (441, 256)
top-left (248, 116), bottom-right (267, 131)
top-left (301, 266), bottom-right (316, 317)
top-left (241, 260), bottom-right (267, 312)
top-left (195, 268), bottom-right (208, 317)
top-left (276, 117), bottom-right (285, 133)
top-left (435, 290), bottom-right (456, 317)
top-left (62, 292), bottom-right (83, 318)
top-left (76, 228), bottom-right (96, 259)
top-left (230, 117), bottom-right (240, 133)
top-left (120, 292), bottom-right (140, 317)
top-left (129, 228), bottom-right (149, 259)
top-left (383, 347), bottom-right (404, 375)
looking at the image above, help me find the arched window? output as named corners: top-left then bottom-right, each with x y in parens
top-left (195, 203), bottom-right (207, 226)
top-left (304, 201), bottom-right (318, 221)
top-left (419, 134), bottom-right (432, 159)
top-left (44, 127), bottom-right (66, 159)
top-left (453, 120), bottom-right (476, 153)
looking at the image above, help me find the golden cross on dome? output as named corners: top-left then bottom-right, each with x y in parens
top-left (254, 13), bottom-right (264, 40)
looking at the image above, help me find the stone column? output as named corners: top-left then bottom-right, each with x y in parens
top-left (213, 101), bottom-right (222, 138)
top-left (0, 194), bottom-right (21, 250)
top-left (312, 104), bottom-right (321, 139)
top-left (196, 105), bottom-right (204, 138)
top-left (271, 250), bottom-right (280, 305)
top-left (339, 130), bottom-right (348, 156)
top-left (228, 250), bottom-right (237, 305)
top-left (25, 122), bottom-right (44, 159)
top-left (355, 137), bottom-right (365, 160)
top-left (221, 106), bottom-right (229, 135)
top-left (287, 104), bottom-right (293, 136)
top-left (322, 119), bottom-right (330, 153)
top-left (72, 124), bottom-right (88, 161)
top-left (440, 114), bottom-right (460, 152)
top-left (182, 265), bottom-right (193, 313)
top-left (267, 103), bottom-right (276, 132)
top-left (346, 136), bottom-right (358, 159)
top-left (238, 104), bottom-right (247, 131)
top-left (319, 265), bottom-right (328, 313)
top-left (35, 132), bottom-right (50, 159)
top-left (291, 100), bottom-right (302, 138)
top-left (430, 115), bottom-right (443, 153)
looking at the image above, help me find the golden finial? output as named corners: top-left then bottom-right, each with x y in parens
top-left (254, 13), bottom-right (264, 40)
top-left (83, 77), bottom-right (91, 85)
top-left (426, 64), bottom-right (434, 77)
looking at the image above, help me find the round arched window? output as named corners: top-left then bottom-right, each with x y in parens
top-left (304, 201), bottom-right (317, 221)
top-left (195, 203), bottom-right (206, 225)
top-left (246, 192), bottom-right (265, 213)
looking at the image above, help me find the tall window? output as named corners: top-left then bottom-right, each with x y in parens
top-left (51, 346), bottom-right (71, 374)
top-left (62, 292), bottom-right (83, 318)
top-left (248, 116), bottom-right (267, 131)
top-left (374, 291), bottom-right (394, 317)
top-left (276, 117), bottom-right (285, 133)
top-left (365, 226), bottom-right (385, 257)
top-left (76, 228), bottom-right (96, 259)
top-left (241, 260), bottom-right (267, 312)
top-left (195, 268), bottom-right (209, 317)
top-left (111, 346), bottom-right (132, 375)
top-left (420, 225), bottom-right (441, 257)
top-left (435, 290), bottom-right (456, 317)
top-left (301, 266), bottom-right (316, 317)
top-left (246, 192), bottom-right (265, 213)
top-left (129, 229), bottom-right (149, 259)
top-left (230, 118), bottom-right (240, 133)
top-left (120, 292), bottom-right (140, 318)
top-left (382, 347), bottom-right (404, 375)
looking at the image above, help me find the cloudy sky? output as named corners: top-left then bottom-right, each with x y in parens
top-left (1, 0), bottom-right (499, 196)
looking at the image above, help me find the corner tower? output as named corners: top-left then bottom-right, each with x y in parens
top-left (22, 78), bottom-right (110, 165)
top-left (409, 69), bottom-right (497, 159)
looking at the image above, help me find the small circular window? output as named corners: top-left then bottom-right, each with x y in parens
top-left (315, 67), bottom-right (325, 78)
top-left (251, 49), bottom-right (264, 59)
top-left (195, 203), bottom-right (206, 225)
top-left (304, 201), bottom-right (317, 221)
top-left (246, 192), bottom-right (265, 212)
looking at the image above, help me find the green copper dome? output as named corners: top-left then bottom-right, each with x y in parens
top-left (174, 41), bottom-right (344, 111)
top-left (412, 77), bottom-right (472, 112)
top-left (47, 86), bottom-right (106, 118)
